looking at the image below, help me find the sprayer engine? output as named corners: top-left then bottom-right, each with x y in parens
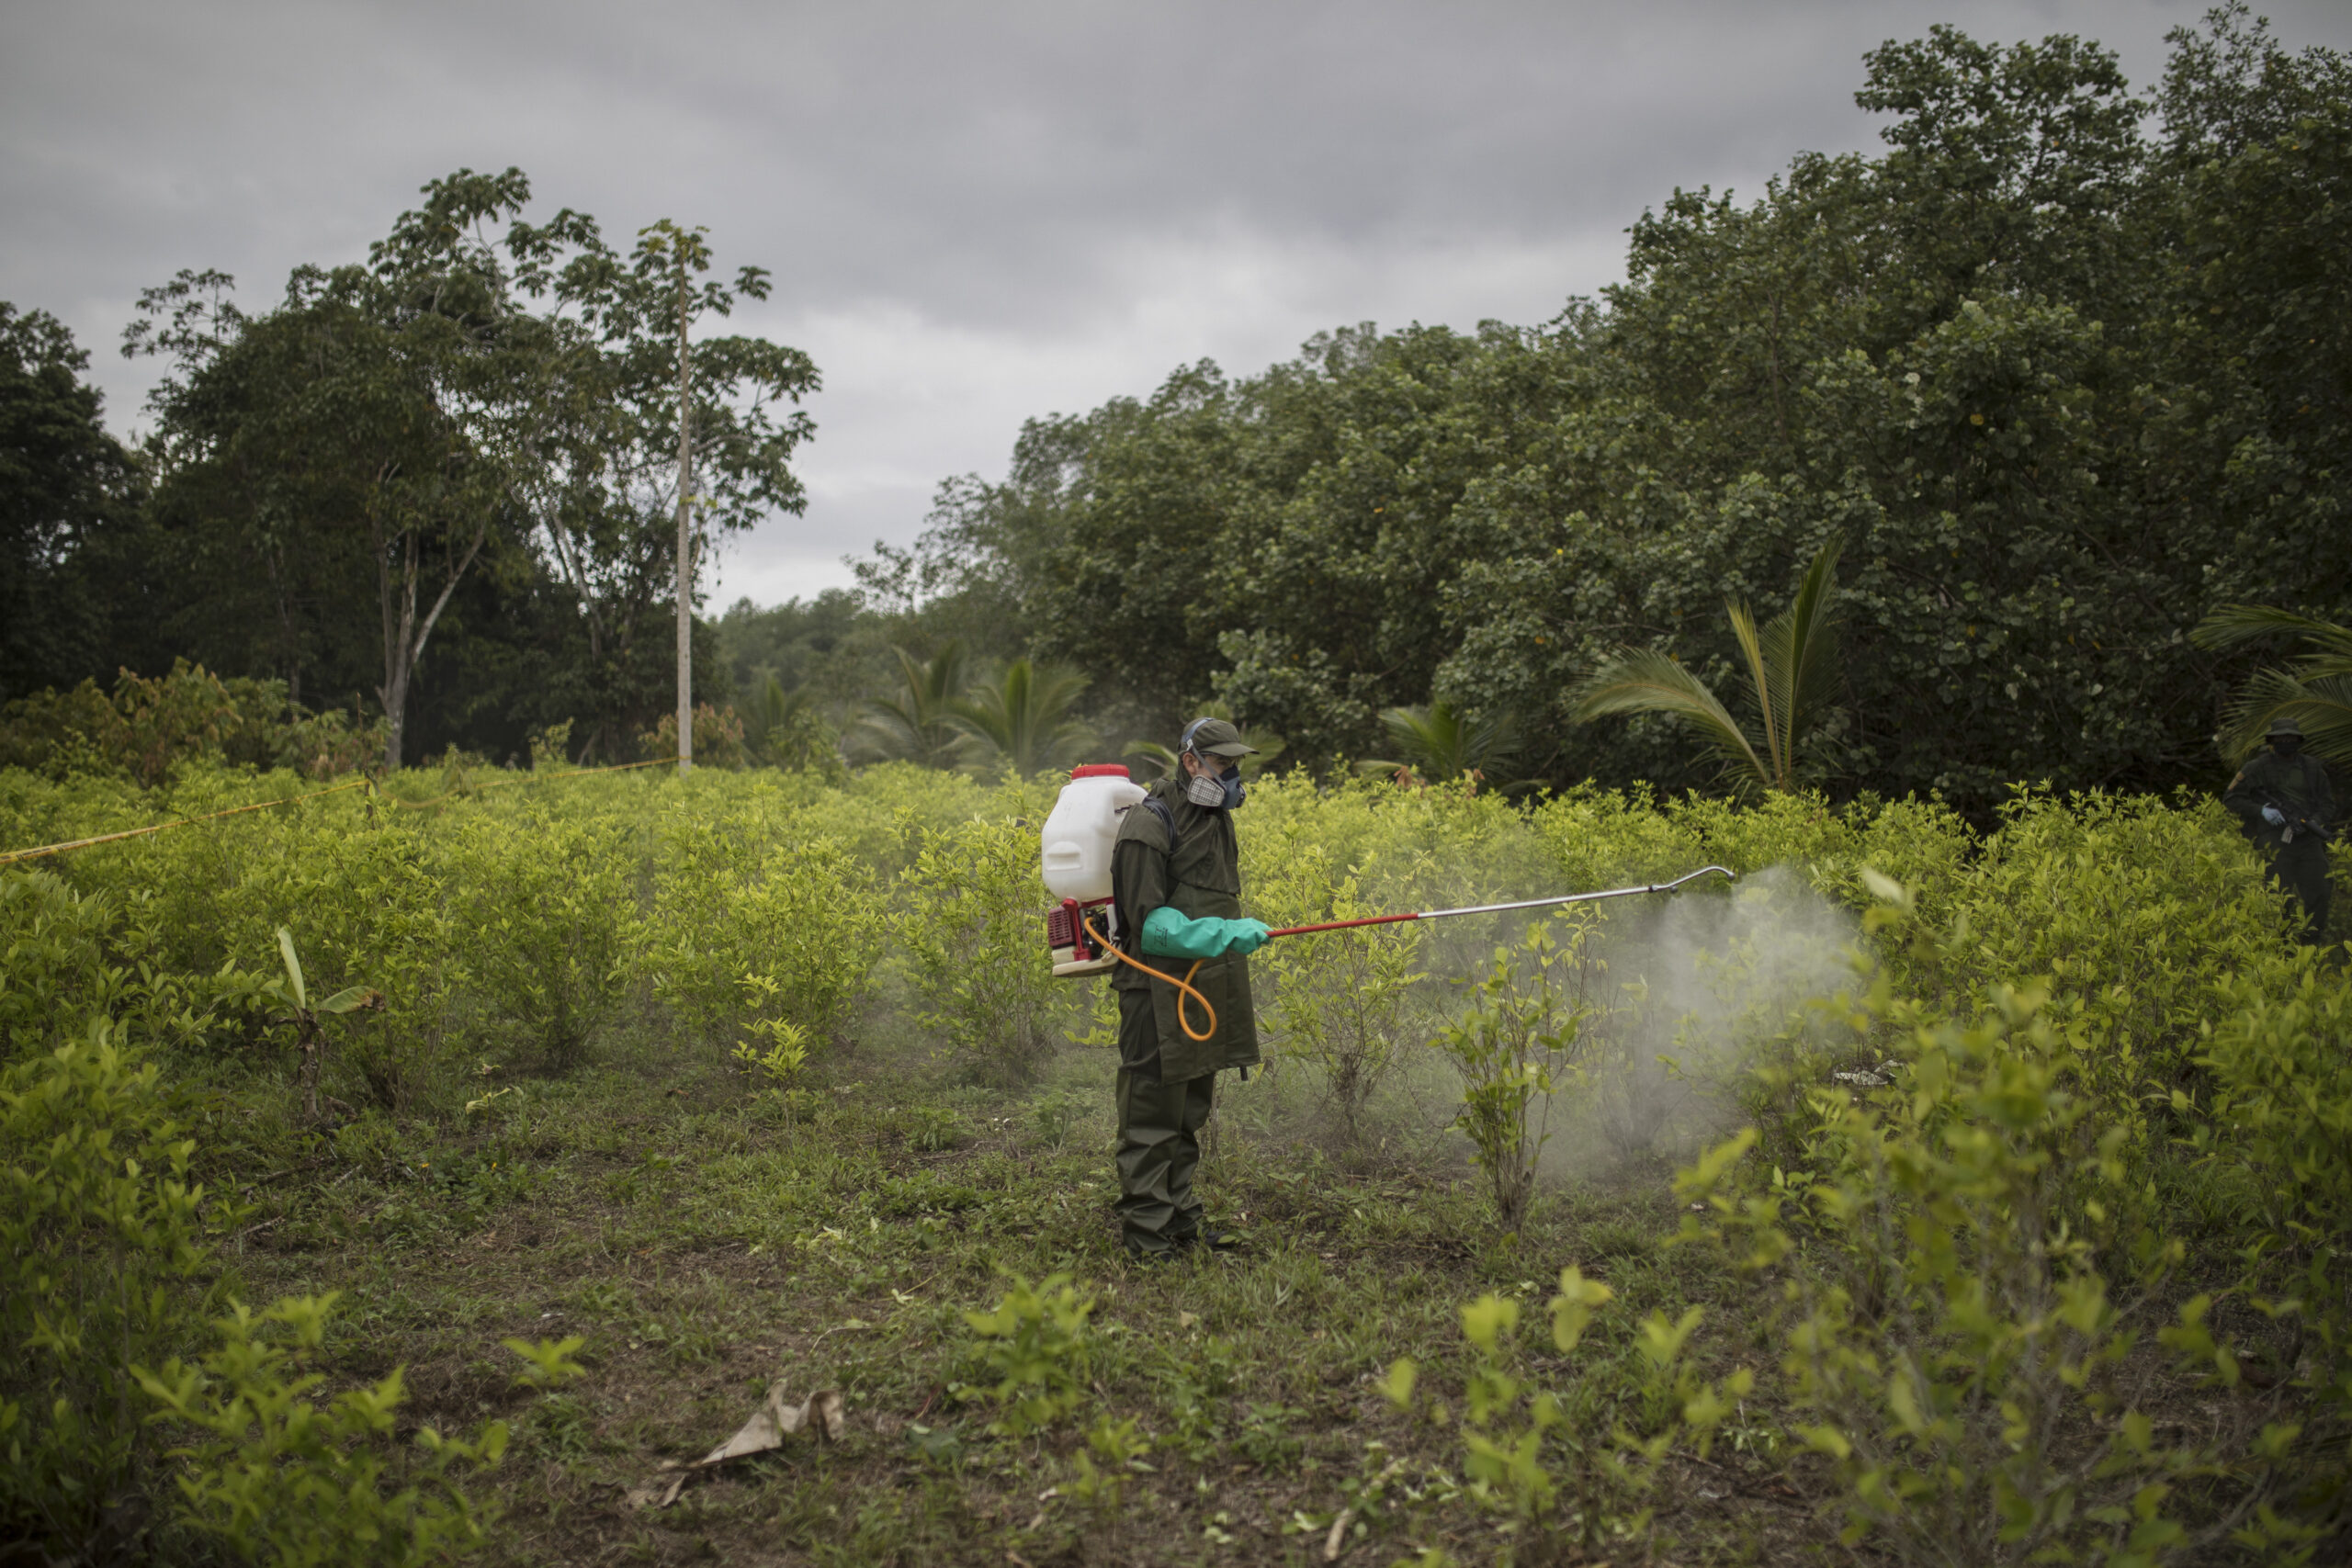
top-left (1046, 897), bottom-right (1118, 977)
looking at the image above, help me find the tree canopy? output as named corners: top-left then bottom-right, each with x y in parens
top-left (868, 6), bottom-right (2351, 810)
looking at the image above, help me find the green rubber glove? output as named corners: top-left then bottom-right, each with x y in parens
top-left (1140, 908), bottom-right (1272, 959)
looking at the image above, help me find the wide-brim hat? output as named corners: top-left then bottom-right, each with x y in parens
top-left (2268, 716), bottom-right (2304, 739)
top-left (1182, 716), bottom-right (1258, 757)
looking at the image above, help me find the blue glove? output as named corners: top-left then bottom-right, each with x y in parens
top-left (2262, 805), bottom-right (2287, 826)
top-left (1140, 908), bottom-right (1272, 960)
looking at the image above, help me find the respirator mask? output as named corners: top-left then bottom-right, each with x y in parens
top-left (1184, 761), bottom-right (1244, 808)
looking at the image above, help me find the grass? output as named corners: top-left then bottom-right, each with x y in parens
top-left (198, 1001), bottom-right (1835, 1567)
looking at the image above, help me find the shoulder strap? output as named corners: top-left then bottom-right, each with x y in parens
top-left (1140, 796), bottom-right (1175, 844)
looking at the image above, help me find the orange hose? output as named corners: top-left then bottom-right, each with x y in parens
top-left (1080, 913), bottom-right (1216, 1043)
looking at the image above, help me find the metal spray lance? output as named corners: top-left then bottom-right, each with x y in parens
top-left (1076, 865), bottom-right (1738, 1044)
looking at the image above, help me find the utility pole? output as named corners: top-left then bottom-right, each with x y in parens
top-left (674, 236), bottom-right (694, 773)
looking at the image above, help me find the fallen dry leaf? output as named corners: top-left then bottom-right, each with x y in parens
top-left (624, 1377), bottom-right (843, 1510)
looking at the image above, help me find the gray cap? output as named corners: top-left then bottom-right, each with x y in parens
top-left (2269, 716), bottom-right (2304, 739)
top-left (1182, 716), bottom-right (1258, 758)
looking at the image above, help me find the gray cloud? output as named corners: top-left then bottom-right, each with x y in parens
top-left (7, 0), bottom-right (2347, 606)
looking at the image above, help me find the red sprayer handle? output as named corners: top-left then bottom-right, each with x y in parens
top-left (1263, 865), bottom-right (1735, 941)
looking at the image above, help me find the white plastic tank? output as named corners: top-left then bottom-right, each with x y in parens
top-left (1041, 764), bottom-right (1147, 902)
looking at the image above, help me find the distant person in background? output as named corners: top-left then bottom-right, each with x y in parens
top-left (2224, 716), bottom-right (2335, 945)
top-left (1105, 718), bottom-right (1269, 1261)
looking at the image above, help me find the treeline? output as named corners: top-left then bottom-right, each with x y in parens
top-left (6, 9), bottom-right (2347, 809)
top-left (838, 7), bottom-right (2352, 807)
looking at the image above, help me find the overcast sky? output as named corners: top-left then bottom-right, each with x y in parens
top-left (7, 1), bottom-right (2349, 609)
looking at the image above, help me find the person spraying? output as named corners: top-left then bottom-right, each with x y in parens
top-left (1041, 717), bottom-right (1736, 1262)
top-left (1103, 717), bottom-right (1270, 1262)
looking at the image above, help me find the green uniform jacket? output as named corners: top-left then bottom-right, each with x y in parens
top-left (2223, 749), bottom-right (2335, 849)
top-left (1110, 779), bottom-right (1261, 1084)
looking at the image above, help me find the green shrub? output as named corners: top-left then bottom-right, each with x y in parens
top-left (1434, 913), bottom-right (1601, 1233)
top-left (898, 815), bottom-right (1067, 1085)
top-left (1679, 885), bottom-right (2293, 1566)
top-left (0, 660), bottom-right (379, 786)
top-left (446, 806), bottom-right (634, 1067)
top-left (237, 824), bottom-right (459, 1113)
top-left (954, 1272), bottom-right (1095, 1437)
top-left (136, 1293), bottom-right (506, 1566)
top-left (1897, 790), bottom-right (2281, 1109)
top-left (2195, 953), bottom-right (2352, 1543)
top-left (1252, 842), bottom-right (1427, 1145)
top-left (0, 1022), bottom-right (210, 1554)
top-left (1382, 1267), bottom-right (1743, 1556)
top-left (642, 802), bottom-right (883, 1051)
top-left (0, 869), bottom-right (230, 1066)
top-left (0, 871), bottom-right (126, 1062)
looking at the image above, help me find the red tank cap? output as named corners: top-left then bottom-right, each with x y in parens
top-left (1069, 764), bottom-right (1131, 780)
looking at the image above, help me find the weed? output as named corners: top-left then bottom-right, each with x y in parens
top-left (1030, 1087), bottom-right (1089, 1147)
top-left (954, 1272), bottom-right (1094, 1436)
top-left (135, 1293), bottom-right (506, 1567)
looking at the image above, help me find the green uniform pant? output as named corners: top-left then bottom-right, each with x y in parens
top-left (1113, 1065), bottom-right (1215, 1255)
top-left (2267, 838), bottom-right (2335, 946)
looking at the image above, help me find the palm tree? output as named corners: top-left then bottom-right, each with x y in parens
top-left (743, 674), bottom-right (840, 773)
top-left (845, 641), bottom-right (967, 768)
top-left (2190, 605), bottom-right (2352, 767)
top-left (949, 659), bottom-right (1097, 777)
top-left (1573, 536), bottom-right (1844, 795)
top-left (1354, 700), bottom-right (1521, 788)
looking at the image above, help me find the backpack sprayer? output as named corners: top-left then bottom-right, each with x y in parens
top-left (1039, 765), bottom-right (1736, 1039)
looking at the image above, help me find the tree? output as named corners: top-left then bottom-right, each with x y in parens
top-left (124, 271), bottom-right (377, 716)
top-left (1574, 538), bottom-right (1845, 796)
top-left (950, 660), bottom-right (1095, 777)
top-left (1355, 700), bottom-right (1521, 788)
top-left (132, 173), bottom-right (542, 771)
top-left (2190, 605), bottom-right (2352, 768)
top-left (528, 216), bottom-right (818, 764)
top-left (127, 171), bottom-right (820, 769)
top-left (0, 304), bottom-right (137, 702)
top-left (741, 673), bottom-right (841, 775)
top-left (846, 641), bottom-right (970, 768)
top-left (876, 13), bottom-right (2346, 809)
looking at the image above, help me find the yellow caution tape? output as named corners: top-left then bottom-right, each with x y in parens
top-left (0, 778), bottom-right (371, 868)
top-left (0, 756), bottom-right (683, 864)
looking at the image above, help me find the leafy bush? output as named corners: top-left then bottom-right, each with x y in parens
top-left (639, 703), bottom-right (747, 770)
top-left (1434, 914), bottom-right (1600, 1232)
top-left (221, 821), bottom-right (460, 1113)
top-left (643, 801), bottom-right (882, 1051)
top-left (898, 815), bottom-right (1068, 1085)
top-left (0, 1023), bottom-right (210, 1555)
top-left (137, 1293), bottom-right (507, 1566)
top-left (1679, 886), bottom-right (2301, 1566)
top-left (1253, 842), bottom-right (1427, 1146)
top-left (0, 660), bottom-right (379, 784)
top-left (2195, 953), bottom-right (2352, 1542)
top-left (0, 869), bottom-right (240, 1067)
top-left (445, 806), bottom-right (635, 1067)
top-left (1383, 1267), bottom-right (1744, 1555)
top-left (1893, 790), bottom-right (2282, 1108)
